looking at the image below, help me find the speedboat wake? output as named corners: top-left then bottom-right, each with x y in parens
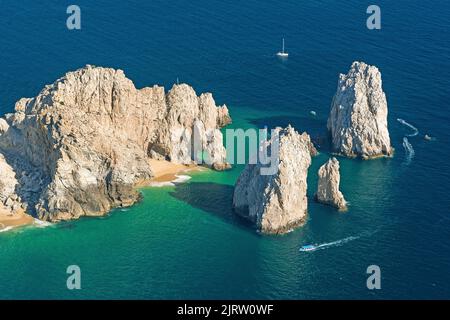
top-left (402, 137), bottom-right (415, 165)
top-left (397, 118), bottom-right (419, 137)
top-left (299, 235), bottom-right (359, 252)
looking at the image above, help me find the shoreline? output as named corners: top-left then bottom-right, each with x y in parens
top-left (145, 159), bottom-right (205, 184)
top-left (0, 206), bottom-right (34, 232)
top-left (0, 159), bottom-right (203, 233)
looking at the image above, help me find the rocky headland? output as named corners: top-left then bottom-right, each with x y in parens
top-left (1, 61), bottom-right (396, 234)
top-left (315, 157), bottom-right (347, 211)
top-left (0, 65), bottom-right (231, 223)
top-left (327, 61), bottom-right (393, 159)
top-left (232, 125), bottom-right (317, 234)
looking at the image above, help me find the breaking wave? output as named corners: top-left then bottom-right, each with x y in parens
top-left (0, 226), bottom-right (14, 233)
top-left (33, 218), bottom-right (53, 228)
top-left (149, 175), bottom-right (191, 187)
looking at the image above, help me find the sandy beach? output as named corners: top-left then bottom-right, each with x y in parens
top-left (147, 159), bottom-right (204, 183)
top-left (0, 205), bottom-right (34, 231)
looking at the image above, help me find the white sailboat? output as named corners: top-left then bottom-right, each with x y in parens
top-left (276, 38), bottom-right (289, 57)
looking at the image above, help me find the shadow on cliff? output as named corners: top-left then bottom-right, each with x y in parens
top-left (0, 147), bottom-right (48, 218)
top-left (169, 182), bottom-right (255, 233)
top-left (247, 115), bottom-right (332, 152)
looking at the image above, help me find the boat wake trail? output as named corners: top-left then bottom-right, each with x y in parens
top-left (315, 236), bottom-right (359, 250)
top-left (397, 118), bottom-right (419, 137)
top-left (397, 118), bottom-right (418, 165)
top-left (299, 235), bottom-right (359, 252)
top-left (402, 137), bottom-right (415, 165)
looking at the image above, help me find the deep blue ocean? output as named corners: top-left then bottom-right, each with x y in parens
top-left (0, 0), bottom-right (449, 299)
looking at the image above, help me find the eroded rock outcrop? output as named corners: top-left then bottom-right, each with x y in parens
top-left (0, 65), bottom-right (231, 221)
top-left (0, 153), bottom-right (23, 213)
top-left (327, 61), bottom-right (393, 159)
top-left (315, 157), bottom-right (347, 210)
top-left (149, 84), bottom-right (230, 168)
top-left (232, 125), bottom-right (317, 234)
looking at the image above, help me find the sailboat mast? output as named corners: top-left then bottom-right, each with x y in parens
top-left (276, 37), bottom-right (288, 57)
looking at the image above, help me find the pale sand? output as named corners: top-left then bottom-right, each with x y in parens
top-left (147, 159), bottom-right (204, 183)
top-left (0, 205), bottom-right (34, 230)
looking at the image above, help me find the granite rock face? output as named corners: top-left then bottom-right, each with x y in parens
top-left (232, 125), bottom-right (317, 234)
top-left (315, 157), bottom-right (347, 210)
top-left (0, 65), bottom-right (231, 221)
top-left (0, 153), bottom-right (22, 213)
top-left (327, 61), bottom-right (393, 159)
top-left (149, 84), bottom-right (230, 167)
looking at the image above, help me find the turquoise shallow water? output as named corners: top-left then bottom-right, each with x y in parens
top-left (1, 0), bottom-right (450, 299)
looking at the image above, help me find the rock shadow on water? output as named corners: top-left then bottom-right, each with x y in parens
top-left (247, 115), bottom-right (332, 152)
top-left (169, 182), bottom-right (255, 233)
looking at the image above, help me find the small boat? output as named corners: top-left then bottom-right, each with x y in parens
top-left (299, 244), bottom-right (317, 252)
top-left (276, 38), bottom-right (289, 57)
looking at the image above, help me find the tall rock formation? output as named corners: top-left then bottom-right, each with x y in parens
top-left (148, 84), bottom-right (230, 166)
top-left (315, 157), bottom-right (347, 211)
top-left (233, 125), bottom-right (317, 234)
top-left (327, 61), bottom-right (393, 159)
top-left (0, 65), bottom-right (231, 221)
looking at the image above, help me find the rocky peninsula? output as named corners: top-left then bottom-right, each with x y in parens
top-left (315, 157), bottom-right (347, 211)
top-left (232, 126), bottom-right (317, 234)
top-left (0, 65), bottom-right (231, 223)
top-left (327, 61), bottom-right (393, 159)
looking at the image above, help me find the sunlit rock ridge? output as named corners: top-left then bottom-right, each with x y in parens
top-left (233, 126), bottom-right (317, 234)
top-left (0, 65), bottom-right (231, 221)
top-left (315, 157), bottom-right (347, 211)
top-left (327, 61), bottom-right (393, 159)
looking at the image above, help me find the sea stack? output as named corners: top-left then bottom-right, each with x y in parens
top-left (0, 65), bottom-right (231, 221)
top-left (327, 61), bottom-right (393, 159)
top-left (315, 158), bottom-right (347, 211)
top-left (233, 125), bottom-right (317, 234)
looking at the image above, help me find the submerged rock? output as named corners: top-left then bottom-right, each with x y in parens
top-left (327, 61), bottom-right (393, 159)
top-left (232, 125), bottom-right (317, 235)
top-left (0, 65), bottom-right (231, 221)
top-left (315, 157), bottom-right (347, 211)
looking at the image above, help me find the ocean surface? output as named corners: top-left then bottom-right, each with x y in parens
top-left (0, 0), bottom-right (449, 299)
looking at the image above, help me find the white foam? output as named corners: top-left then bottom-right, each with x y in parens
top-left (402, 137), bottom-right (415, 165)
top-left (33, 218), bottom-right (52, 228)
top-left (148, 174), bottom-right (191, 187)
top-left (397, 118), bottom-right (419, 137)
top-left (300, 235), bottom-right (359, 252)
top-left (172, 175), bottom-right (191, 184)
top-left (316, 236), bottom-right (359, 250)
top-left (0, 226), bottom-right (14, 233)
top-left (149, 181), bottom-right (175, 187)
